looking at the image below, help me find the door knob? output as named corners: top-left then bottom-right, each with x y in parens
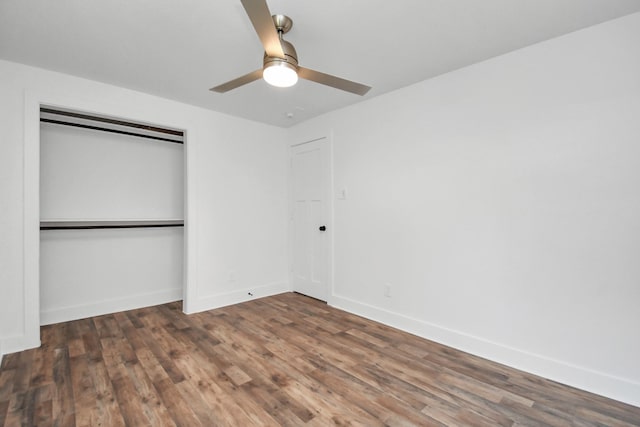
top-left (319, 225), bottom-right (326, 231)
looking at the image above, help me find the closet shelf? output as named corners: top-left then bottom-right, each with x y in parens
top-left (40, 219), bottom-right (184, 230)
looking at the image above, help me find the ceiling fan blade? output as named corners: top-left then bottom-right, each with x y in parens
top-left (298, 67), bottom-right (371, 96)
top-left (240, 0), bottom-right (285, 59)
top-left (210, 69), bottom-right (263, 93)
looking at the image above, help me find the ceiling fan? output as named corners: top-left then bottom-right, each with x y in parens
top-left (210, 0), bottom-right (371, 96)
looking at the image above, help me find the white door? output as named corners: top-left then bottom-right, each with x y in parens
top-left (291, 138), bottom-right (330, 301)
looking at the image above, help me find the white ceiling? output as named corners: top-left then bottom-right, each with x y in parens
top-left (2, 0), bottom-right (639, 128)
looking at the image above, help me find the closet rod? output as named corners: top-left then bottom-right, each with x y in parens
top-left (40, 107), bottom-right (183, 137)
top-left (40, 118), bottom-right (184, 144)
top-left (41, 223), bottom-right (184, 230)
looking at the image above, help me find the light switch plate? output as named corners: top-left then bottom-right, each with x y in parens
top-left (337, 187), bottom-right (348, 200)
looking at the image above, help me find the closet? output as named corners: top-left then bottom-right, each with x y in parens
top-left (39, 108), bottom-right (184, 325)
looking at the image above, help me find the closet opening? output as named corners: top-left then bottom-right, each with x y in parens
top-left (39, 107), bottom-right (186, 325)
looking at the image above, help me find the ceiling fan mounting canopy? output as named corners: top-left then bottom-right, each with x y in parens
top-left (272, 14), bottom-right (293, 34)
top-left (210, 0), bottom-right (371, 96)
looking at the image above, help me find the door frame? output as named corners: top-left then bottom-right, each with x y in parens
top-left (19, 90), bottom-right (194, 354)
top-left (288, 134), bottom-right (334, 303)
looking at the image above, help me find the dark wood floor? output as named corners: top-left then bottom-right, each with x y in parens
top-left (1, 293), bottom-right (639, 426)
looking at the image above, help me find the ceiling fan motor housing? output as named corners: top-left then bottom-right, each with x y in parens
top-left (263, 39), bottom-right (298, 72)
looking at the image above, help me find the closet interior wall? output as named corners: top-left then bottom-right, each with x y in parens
top-left (39, 108), bottom-right (185, 325)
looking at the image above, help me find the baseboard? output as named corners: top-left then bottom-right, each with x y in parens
top-left (184, 281), bottom-right (291, 314)
top-left (329, 294), bottom-right (640, 408)
top-left (0, 333), bottom-right (41, 358)
top-left (40, 288), bottom-right (183, 325)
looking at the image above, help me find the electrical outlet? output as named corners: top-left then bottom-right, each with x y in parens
top-left (384, 283), bottom-right (392, 298)
top-left (228, 270), bottom-right (236, 282)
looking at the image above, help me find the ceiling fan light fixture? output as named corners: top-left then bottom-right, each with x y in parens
top-left (263, 61), bottom-right (298, 88)
top-left (209, 3), bottom-right (370, 96)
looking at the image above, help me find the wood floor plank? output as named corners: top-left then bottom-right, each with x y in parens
top-left (11, 349), bottom-right (35, 394)
top-left (3, 392), bottom-right (24, 427)
top-left (173, 379), bottom-right (234, 426)
top-left (137, 327), bottom-right (186, 384)
top-left (51, 347), bottom-right (75, 427)
top-left (120, 357), bottom-right (177, 427)
top-left (68, 353), bottom-right (97, 426)
top-left (2, 292), bottom-right (640, 426)
top-left (0, 400), bottom-right (8, 427)
top-left (83, 358), bottom-right (126, 427)
top-left (241, 382), bottom-right (307, 426)
top-left (174, 355), bottom-right (262, 426)
top-left (151, 377), bottom-right (203, 427)
top-left (0, 370), bottom-right (15, 402)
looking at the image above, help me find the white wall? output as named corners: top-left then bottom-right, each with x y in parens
top-left (40, 228), bottom-right (184, 324)
top-left (40, 121), bottom-right (184, 220)
top-left (0, 59), bottom-right (289, 356)
top-left (289, 12), bottom-right (640, 406)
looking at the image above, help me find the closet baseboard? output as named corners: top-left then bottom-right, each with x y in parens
top-left (40, 288), bottom-right (183, 325)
